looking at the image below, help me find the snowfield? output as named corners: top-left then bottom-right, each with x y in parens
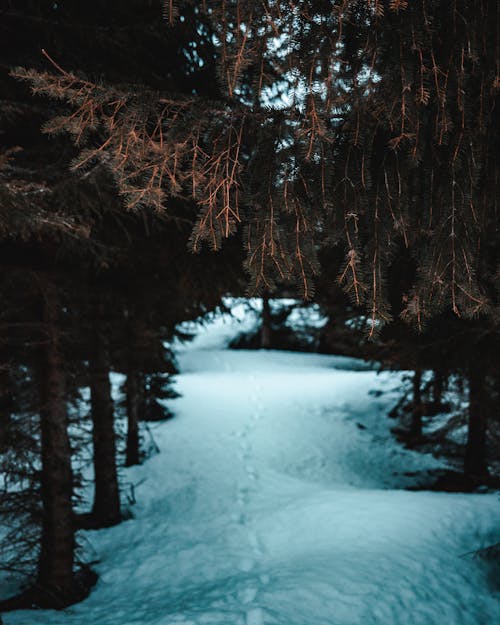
top-left (3, 303), bottom-right (500, 625)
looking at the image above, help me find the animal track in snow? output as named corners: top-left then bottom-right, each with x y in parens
top-left (245, 465), bottom-right (258, 480)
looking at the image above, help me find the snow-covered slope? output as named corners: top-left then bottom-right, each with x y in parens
top-left (4, 305), bottom-right (500, 625)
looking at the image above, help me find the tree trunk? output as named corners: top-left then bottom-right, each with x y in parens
top-left (464, 368), bottom-right (489, 479)
top-left (125, 365), bottom-right (141, 467)
top-left (89, 322), bottom-right (121, 527)
top-left (0, 364), bottom-right (12, 450)
top-left (432, 369), bottom-right (444, 406)
top-left (37, 280), bottom-right (75, 606)
top-left (260, 292), bottom-right (272, 349)
top-left (410, 368), bottom-right (422, 438)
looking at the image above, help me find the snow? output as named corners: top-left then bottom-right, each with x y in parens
top-left (3, 303), bottom-right (500, 625)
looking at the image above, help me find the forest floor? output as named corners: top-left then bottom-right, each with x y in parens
top-left (4, 303), bottom-right (500, 625)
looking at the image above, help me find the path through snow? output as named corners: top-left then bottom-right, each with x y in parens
top-left (4, 305), bottom-right (500, 625)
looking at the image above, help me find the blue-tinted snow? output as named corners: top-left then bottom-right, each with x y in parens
top-left (3, 301), bottom-right (499, 625)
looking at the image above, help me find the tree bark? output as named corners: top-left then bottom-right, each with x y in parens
top-left (464, 368), bottom-right (489, 479)
top-left (89, 321), bottom-right (121, 527)
top-left (125, 365), bottom-right (141, 467)
top-left (432, 369), bottom-right (444, 406)
top-left (37, 280), bottom-right (75, 606)
top-left (410, 368), bottom-right (422, 438)
top-left (260, 292), bottom-right (272, 349)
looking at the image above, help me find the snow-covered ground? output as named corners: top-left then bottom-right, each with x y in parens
top-left (3, 304), bottom-right (500, 625)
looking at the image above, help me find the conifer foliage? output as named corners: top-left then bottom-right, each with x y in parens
top-left (13, 0), bottom-right (499, 323)
top-left (0, 0), bottom-right (241, 609)
top-left (0, 0), bottom-right (498, 614)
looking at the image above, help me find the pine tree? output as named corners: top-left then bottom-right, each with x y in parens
top-left (0, 0), bottom-right (240, 608)
top-left (12, 1), bottom-right (497, 324)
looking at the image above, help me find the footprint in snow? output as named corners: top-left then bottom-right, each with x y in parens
top-left (248, 531), bottom-right (263, 556)
top-left (237, 486), bottom-right (251, 504)
top-left (245, 466), bottom-right (258, 480)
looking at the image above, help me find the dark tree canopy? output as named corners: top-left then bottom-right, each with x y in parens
top-left (9, 0), bottom-right (499, 332)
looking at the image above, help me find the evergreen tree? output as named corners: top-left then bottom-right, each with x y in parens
top-left (12, 1), bottom-right (498, 322)
top-left (0, 0), bottom-right (241, 608)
